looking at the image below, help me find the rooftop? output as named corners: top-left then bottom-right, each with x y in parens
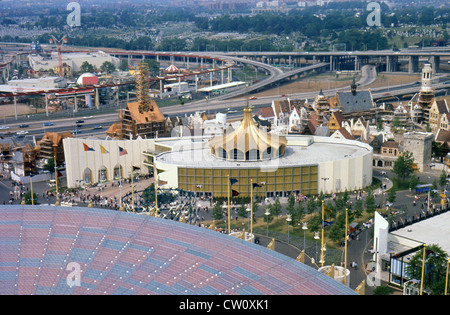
top-left (156, 134), bottom-right (372, 169)
top-left (0, 205), bottom-right (356, 295)
top-left (390, 211), bottom-right (450, 256)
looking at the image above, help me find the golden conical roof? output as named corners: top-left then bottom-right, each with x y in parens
top-left (209, 107), bottom-right (287, 161)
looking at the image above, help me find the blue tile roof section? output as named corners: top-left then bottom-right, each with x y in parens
top-left (0, 205), bottom-right (357, 295)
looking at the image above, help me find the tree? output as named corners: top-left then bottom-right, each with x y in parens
top-left (237, 203), bottom-right (248, 218)
top-left (80, 61), bottom-right (95, 73)
top-left (354, 199), bottom-right (364, 218)
top-left (286, 194), bottom-right (295, 216)
top-left (290, 202), bottom-right (304, 226)
top-left (405, 244), bottom-right (449, 295)
top-left (119, 59), bottom-right (129, 71)
top-left (271, 197), bottom-right (282, 217)
top-left (306, 198), bottom-right (317, 214)
top-left (43, 157), bottom-right (55, 178)
top-left (142, 59), bottom-right (160, 76)
top-left (376, 118), bottom-right (384, 131)
top-left (439, 169), bottom-right (447, 188)
top-left (365, 189), bottom-right (376, 214)
top-left (409, 175), bottom-right (419, 191)
top-left (100, 61), bottom-right (116, 74)
top-left (393, 151), bottom-right (415, 185)
top-left (212, 202), bottom-right (223, 221)
top-left (328, 211), bottom-right (346, 243)
top-left (387, 190), bottom-right (396, 204)
top-left (23, 191), bottom-right (38, 205)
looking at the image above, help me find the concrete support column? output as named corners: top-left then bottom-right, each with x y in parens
top-left (45, 93), bottom-right (49, 117)
top-left (354, 56), bottom-right (360, 71)
top-left (95, 88), bottom-right (99, 110)
top-left (408, 56), bottom-right (419, 73)
top-left (14, 95), bottom-right (17, 120)
top-left (431, 56), bottom-right (440, 74)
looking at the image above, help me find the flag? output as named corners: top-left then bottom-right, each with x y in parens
top-left (119, 146), bottom-right (128, 156)
top-left (132, 165), bottom-right (140, 172)
top-left (230, 178), bottom-right (238, 185)
top-left (57, 171), bottom-right (63, 178)
top-left (83, 143), bottom-right (95, 152)
top-left (348, 225), bottom-right (356, 235)
top-left (232, 190), bottom-right (240, 197)
top-left (425, 249), bottom-right (436, 258)
top-left (348, 210), bottom-right (356, 221)
top-left (100, 145), bottom-right (109, 154)
top-left (252, 183), bottom-right (262, 189)
top-left (267, 238), bottom-right (275, 250)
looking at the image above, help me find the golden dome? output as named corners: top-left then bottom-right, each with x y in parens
top-left (208, 107), bottom-right (287, 161)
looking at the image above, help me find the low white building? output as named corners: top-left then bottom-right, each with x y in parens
top-left (7, 76), bottom-right (67, 89)
top-left (29, 51), bottom-right (120, 73)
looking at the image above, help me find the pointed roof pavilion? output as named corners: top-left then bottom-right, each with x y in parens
top-left (208, 107), bottom-right (287, 161)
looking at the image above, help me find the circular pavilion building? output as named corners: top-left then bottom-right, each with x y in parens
top-left (64, 108), bottom-right (373, 198)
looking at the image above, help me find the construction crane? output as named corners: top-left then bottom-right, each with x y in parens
top-left (49, 35), bottom-right (67, 77)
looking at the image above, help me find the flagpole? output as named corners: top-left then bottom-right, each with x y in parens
top-left (445, 258), bottom-right (449, 295)
top-left (344, 207), bottom-right (348, 286)
top-left (321, 200), bottom-right (324, 267)
top-left (250, 179), bottom-right (253, 243)
top-left (153, 164), bottom-right (158, 217)
top-left (131, 160), bottom-right (135, 213)
top-left (420, 243), bottom-right (426, 295)
top-left (227, 174), bottom-right (231, 235)
top-left (54, 153), bottom-right (60, 206)
top-left (30, 175), bottom-right (34, 206)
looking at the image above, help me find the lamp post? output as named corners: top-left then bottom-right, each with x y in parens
top-left (54, 154), bottom-right (60, 206)
top-left (246, 206), bottom-right (251, 240)
top-left (302, 222), bottom-right (308, 252)
top-left (265, 208), bottom-right (270, 236)
top-left (314, 232), bottom-right (320, 262)
top-left (445, 258), bottom-right (449, 295)
top-left (286, 214), bottom-right (292, 244)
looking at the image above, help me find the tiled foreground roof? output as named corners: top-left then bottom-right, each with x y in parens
top-left (0, 205), bottom-right (356, 295)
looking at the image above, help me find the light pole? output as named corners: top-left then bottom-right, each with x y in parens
top-left (286, 214), bottom-right (292, 244)
top-left (314, 232), bottom-right (320, 262)
top-left (265, 207), bottom-right (270, 236)
top-left (302, 222), bottom-right (308, 252)
top-left (54, 153), bottom-right (60, 206)
top-left (246, 206), bottom-right (251, 241)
